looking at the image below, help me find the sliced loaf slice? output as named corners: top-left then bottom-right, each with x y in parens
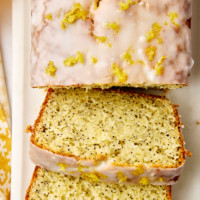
top-left (26, 167), bottom-right (172, 200)
top-left (29, 88), bottom-right (186, 185)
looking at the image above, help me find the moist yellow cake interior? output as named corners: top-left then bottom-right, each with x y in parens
top-left (32, 88), bottom-right (183, 167)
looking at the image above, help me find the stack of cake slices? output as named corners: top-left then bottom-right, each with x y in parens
top-left (26, 0), bottom-right (192, 199)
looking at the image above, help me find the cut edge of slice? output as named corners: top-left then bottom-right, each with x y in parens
top-left (25, 166), bottom-right (172, 200)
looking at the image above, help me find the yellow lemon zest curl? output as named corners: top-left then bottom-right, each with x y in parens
top-left (95, 36), bottom-right (112, 48)
top-left (146, 22), bottom-right (162, 44)
top-left (61, 3), bottom-right (87, 30)
top-left (119, 0), bottom-right (137, 11)
top-left (105, 21), bottom-right (120, 34)
top-left (45, 61), bottom-right (57, 76)
top-left (46, 13), bottom-right (52, 20)
top-left (117, 171), bottom-right (127, 182)
top-left (57, 163), bottom-right (68, 171)
top-left (139, 177), bottom-right (149, 185)
top-left (145, 45), bottom-right (157, 61)
top-left (64, 52), bottom-right (84, 67)
top-left (111, 63), bottom-right (128, 83)
top-left (121, 47), bottom-right (135, 65)
top-left (154, 56), bottom-right (167, 76)
top-left (91, 56), bottom-right (98, 64)
top-left (131, 165), bottom-right (145, 176)
top-left (168, 11), bottom-right (180, 28)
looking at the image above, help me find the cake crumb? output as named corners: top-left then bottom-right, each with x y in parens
top-left (25, 125), bottom-right (33, 133)
top-left (185, 150), bottom-right (192, 157)
top-left (162, 89), bottom-right (169, 94)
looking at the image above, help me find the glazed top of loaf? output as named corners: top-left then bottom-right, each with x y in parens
top-left (31, 0), bottom-right (192, 88)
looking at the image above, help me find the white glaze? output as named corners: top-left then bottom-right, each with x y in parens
top-left (31, 0), bottom-right (192, 87)
top-left (30, 141), bottom-right (184, 185)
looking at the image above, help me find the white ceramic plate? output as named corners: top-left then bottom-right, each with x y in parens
top-left (11, 0), bottom-right (200, 199)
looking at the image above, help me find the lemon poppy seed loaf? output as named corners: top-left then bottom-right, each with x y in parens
top-left (31, 0), bottom-right (192, 89)
top-left (26, 167), bottom-right (172, 200)
top-left (29, 88), bottom-right (186, 185)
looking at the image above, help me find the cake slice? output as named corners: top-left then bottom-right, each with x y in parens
top-left (31, 0), bottom-right (192, 89)
top-left (26, 167), bottom-right (172, 200)
top-left (28, 88), bottom-right (187, 185)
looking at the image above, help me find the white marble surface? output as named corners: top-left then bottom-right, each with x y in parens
top-left (0, 0), bottom-right (12, 105)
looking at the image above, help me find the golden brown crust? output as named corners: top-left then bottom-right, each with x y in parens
top-left (32, 88), bottom-right (54, 134)
top-left (30, 88), bottom-right (54, 144)
top-left (171, 104), bottom-right (186, 167)
top-left (166, 186), bottom-right (172, 200)
top-left (25, 166), bottom-right (40, 200)
top-left (30, 88), bottom-right (186, 169)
